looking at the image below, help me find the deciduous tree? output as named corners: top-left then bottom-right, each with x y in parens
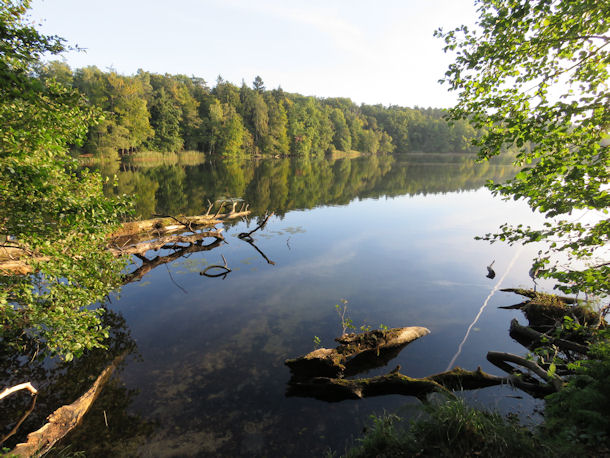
top-left (437, 0), bottom-right (609, 295)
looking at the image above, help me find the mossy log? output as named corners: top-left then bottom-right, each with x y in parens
top-left (500, 288), bottom-right (601, 329)
top-left (8, 353), bottom-right (125, 457)
top-left (286, 366), bottom-right (554, 402)
top-left (285, 327), bottom-right (430, 378)
top-left (500, 288), bottom-right (579, 304)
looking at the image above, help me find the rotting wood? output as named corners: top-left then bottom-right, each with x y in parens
top-left (285, 327), bottom-right (430, 378)
top-left (500, 288), bottom-right (579, 304)
top-left (8, 353), bottom-right (125, 457)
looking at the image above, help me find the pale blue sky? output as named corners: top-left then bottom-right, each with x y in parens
top-left (29, 0), bottom-right (476, 108)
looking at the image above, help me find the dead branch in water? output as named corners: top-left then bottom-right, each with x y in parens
top-left (487, 351), bottom-right (564, 392)
top-left (123, 238), bottom-right (223, 284)
top-left (200, 254), bottom-right (232, 278)
top-left (0, 208), bottom-right (249, 275)
top-left (1, 394), bottom-right (37, 447)
top-left (238, 212), bottom-right (274, 242)
top-left (8, 353), bottom-right (125, 457)
top-left (0, 382), bottom-right (38, 401)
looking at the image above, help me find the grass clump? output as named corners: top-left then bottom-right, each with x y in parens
top-left (343, 399), bottom-right (549, 458)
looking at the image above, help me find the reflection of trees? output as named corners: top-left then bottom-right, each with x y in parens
top-left (95, 154), bottom-right (516, 220)
top-left (0, 308), bottom-right (148, 451)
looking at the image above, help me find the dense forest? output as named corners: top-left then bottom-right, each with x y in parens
top-left (38, 62), bottom-right (479, 157)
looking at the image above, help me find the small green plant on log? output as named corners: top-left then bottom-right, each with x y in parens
top-left (335, 299), bottom-right (355, 336)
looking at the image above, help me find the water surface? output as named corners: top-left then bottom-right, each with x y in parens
top-left (6, 154), bottom-right (552, 456)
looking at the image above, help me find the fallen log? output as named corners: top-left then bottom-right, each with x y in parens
top-left (109, 230), bottom-right (224, 257)
top-left (287, 366), bottom-right (553, 402)
top-left (110, 208), bottom-right (249, 240)
top-left (500, 288), bottom-right (601, 328)
top-left (285, 327), bottom-right (430, 378)
top-left (0, 208), bottom-right (249, 275)
top-left (8, 353), bottom-right (125, 457)
top-left (509, 318), bottom-right (589, 355)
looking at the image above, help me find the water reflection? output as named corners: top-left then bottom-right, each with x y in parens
top-left (87, 153), bottom-right (516, 219)
top-left (7, 153), bottom-right (542, 456)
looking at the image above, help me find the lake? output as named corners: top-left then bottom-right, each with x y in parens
top-left (6, 153), bottom-right (551, 456)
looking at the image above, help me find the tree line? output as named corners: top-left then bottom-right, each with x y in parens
top-left (38, 62), bottom-right (479, 157)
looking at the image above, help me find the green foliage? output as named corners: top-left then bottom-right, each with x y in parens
top-left (335, 298), bottom-right (355, 336)
top-left (437, 0), bottom-right (610, 295)
top-left (343, 399), bottom-right (548, 458)
top-left (544, 335), bottom-right (610, 451)
top-left (0, 0), bottom-right (129, 358)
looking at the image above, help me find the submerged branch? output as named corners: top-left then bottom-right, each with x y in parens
top-left (8, 353), bottom-right (125, 457)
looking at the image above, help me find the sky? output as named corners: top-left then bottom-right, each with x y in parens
top-left (29, 0), bottom-right (477, 108)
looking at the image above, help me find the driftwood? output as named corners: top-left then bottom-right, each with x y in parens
top-left (111, 206), bottom-right (249, 240)
top-left (285, 318), bottom-right (564, 402)
top-left (8, 353), bottom-right (125, 457)
top-left (286, 327), bottom-right (430, 379)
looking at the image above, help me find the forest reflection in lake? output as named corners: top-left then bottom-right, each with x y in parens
top-left (16, 153), bottom-right (551, 456)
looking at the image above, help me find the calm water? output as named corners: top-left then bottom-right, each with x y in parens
top-left (5, 154), bottom-right (552, 456)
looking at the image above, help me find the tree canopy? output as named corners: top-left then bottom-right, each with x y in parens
top-left (0, 0), bottom-right (129, 359)
top-left (437, 0), bottom-right (609, 296)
